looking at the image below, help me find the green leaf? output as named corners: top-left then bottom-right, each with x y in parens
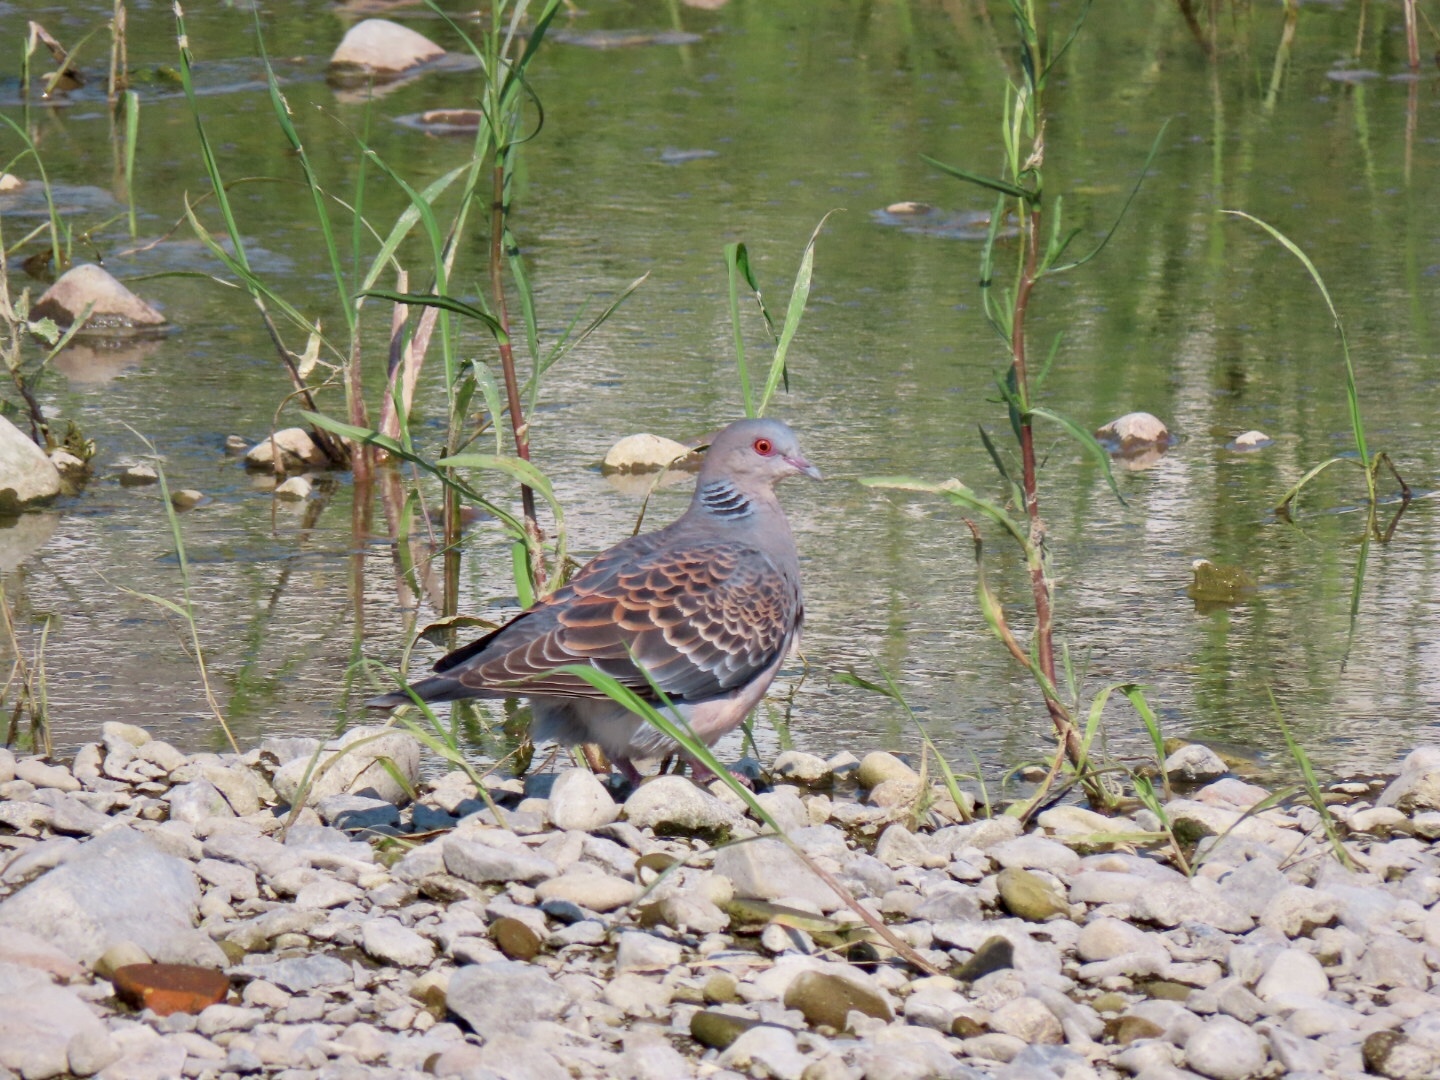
top-left (922, 154), bottom-right (1035, 202)
top-left (360, 289), bottom-right (506, 339)
top-left (758, 211), bottom-right (839, 416)
top-left (1028, 406), bottom-right (1126, 506)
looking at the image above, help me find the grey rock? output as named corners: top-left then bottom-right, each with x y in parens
top-left (13, 757), bottom-right (78, 792)
top-left (201, 832), bottom-right (302, 881)
top-left (243, 428), bottom-right (328, 472)
top-left (31, 264), bottom-right (167, 333)
top-left (0, 829), bottom-right (205, 966)
top-left (1261, 885), bottom-right (1338, 938)
top-left (718, 1025), bottom-right (809, 1080)
top-left (361, 917), bottom-right (435, 968)
top-left (164, 780), bottom-right (236, 826)
top-left (714, 837), bottom-right (837, 910)
top-left (315, 793), bottom-right (401, 831)
top-left (771, 750), bottom-right (831, 785)
top-left (1378, 747), bottom-right (1440, 813)
top-left (1184, 1015), bottom-right (1267, 1079)
top-left (1355, 933), bottom-right (1430, 990)
top-left (29, 789), bottom-right (112, 836)
top-left (446, 961), bottom-right (571, 1037)
top-left (615, 931), bottom-right (683, 972)
top-left (237, 954), bottom-right (352, 993)
top-left (874, 823), bottom-right (939, 869)
top-left (988, 834), bottom-right (1081, 874)
top-left (546, 769), bottom-right (618, 831)
top-left (443, 834), bottom-right (558, 884)
top-left (269, 727), bottom-right (420, 806)
top-left (755, 789), bottom-right (810, 834)
top-left (1131, 881), bottom-right (1253, 933)
top-left (1164, 744), bottom-right (1229, 782)
top-left (623, 776), bottom-right (744, 835)
top-left (0, 980), bottom-right (107, 1079)
top-left (534, 871), bottom-right (639, 913)
top-left (1255, 948), bottom-right (1328, 1001)
top-left (855, 751), bottom-right (918, 789)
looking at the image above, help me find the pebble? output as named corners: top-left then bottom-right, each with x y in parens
top-left (2, 727), bottom-right (1439, 1080)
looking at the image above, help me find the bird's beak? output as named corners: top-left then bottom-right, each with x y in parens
top-left (787, 455), bottom-right (822, 480)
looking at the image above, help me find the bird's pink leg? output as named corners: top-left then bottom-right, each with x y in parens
top-left (683, 754), bottom-right (754, 790)
top-left (611, 756), bottom-right (644, 784)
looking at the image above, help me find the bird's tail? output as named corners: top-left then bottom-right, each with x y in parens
top-left (365, 676), bottom-right (505, 710)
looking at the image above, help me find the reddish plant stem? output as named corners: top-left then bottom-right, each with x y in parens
top-left (487, 156), bottom-right (545, 587)
top-left (1011, 204), bottom-right (1084, 769)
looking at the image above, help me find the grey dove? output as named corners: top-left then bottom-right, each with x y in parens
top-left (370, 418), bottom-right (819, 781)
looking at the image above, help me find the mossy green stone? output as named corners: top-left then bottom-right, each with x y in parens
top-left (952, 935), bottom-right (1014, 982)
top-left (1110, 1015), bottom-right (1165, 1044)
top-left (996, 866), bottom-right (1068, 921)
top-left (490, 917), bottom-right (542, 961)
top-left (690, 1010), bottom-right (765, 1050)
top-left (1141, 979), bottom-right (1192, 1002)
top-left (783, 970), bottom-right (893, 1031)
top-left (703, 972), bottom-right (739, 1004)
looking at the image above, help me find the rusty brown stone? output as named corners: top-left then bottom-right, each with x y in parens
top-left (111, 963), bottom-right (230, 1016)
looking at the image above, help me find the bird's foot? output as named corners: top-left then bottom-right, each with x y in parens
top-left (684, 755), bottom-right (754, 790)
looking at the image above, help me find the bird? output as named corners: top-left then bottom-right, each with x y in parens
top-left (370, 418), bottom-right (820, 782)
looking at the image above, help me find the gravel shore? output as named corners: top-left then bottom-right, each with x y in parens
top-left (2, 724), bottom-right (1440, 1080)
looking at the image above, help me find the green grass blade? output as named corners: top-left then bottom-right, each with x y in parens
top-left (1029, 405), bottom-right (1127, 506)
top-left (758, 211), bottom-right (838, 416)
top-left (921, 153), bottom-right (1034, 201)
top-left (1224, 210), bottom-right (1369, 469)
top-left (726, 242), bottom-right (757, 417)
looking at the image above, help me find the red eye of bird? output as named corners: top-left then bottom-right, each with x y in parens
top-left (753, 437), bottom-right (774, 456)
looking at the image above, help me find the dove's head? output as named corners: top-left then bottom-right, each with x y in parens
top-left (699, 418), bottom-right (821, 491)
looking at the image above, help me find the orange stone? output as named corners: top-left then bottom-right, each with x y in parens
top-left (111, 963), bottom-right (231, 1016)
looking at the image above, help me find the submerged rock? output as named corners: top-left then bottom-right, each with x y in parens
top-left (244, 427), bottom-right (328, 471)
top-left (1096, 411), bottom-right (1172, 452)
top-left (329, 19), bottom-right (445, 74)
top-left (29, 264), bottom-right (168, 335)
top-left (1230, 429), bottom-right (1273, 451)
top-left (602, 432), bottom-right (699, 473)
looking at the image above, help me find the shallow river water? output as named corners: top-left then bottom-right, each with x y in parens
top-left (2, 0), bottom-right (1439, 785)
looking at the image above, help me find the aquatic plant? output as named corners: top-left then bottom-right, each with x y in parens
top-left (864, 0), bottom-right (1163, 811)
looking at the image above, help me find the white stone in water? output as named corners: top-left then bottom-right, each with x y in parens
top-left (546, 768), bottom-right (618, 831)
top-left (1184, 1014), bottom-right (1268, 1079)
top-left (329, 19), bottom-right (445, 73)
top-left (244, 427), bottom-right (328, 471)
top-left (1231, 430), bottom-right (1272, 450)
top-left (1096, 411), bottom-right (1170, 449)
top-left (602, 432), bottom-right (697, 472)
top-left (0, 416), bottom-right (61, 510)
top-left (273, 475), bottom-right (312, 500)
top-left (1164, 743), bottom-right (1229, 782)
top-left (30, 264), bottom-right (167, 331)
